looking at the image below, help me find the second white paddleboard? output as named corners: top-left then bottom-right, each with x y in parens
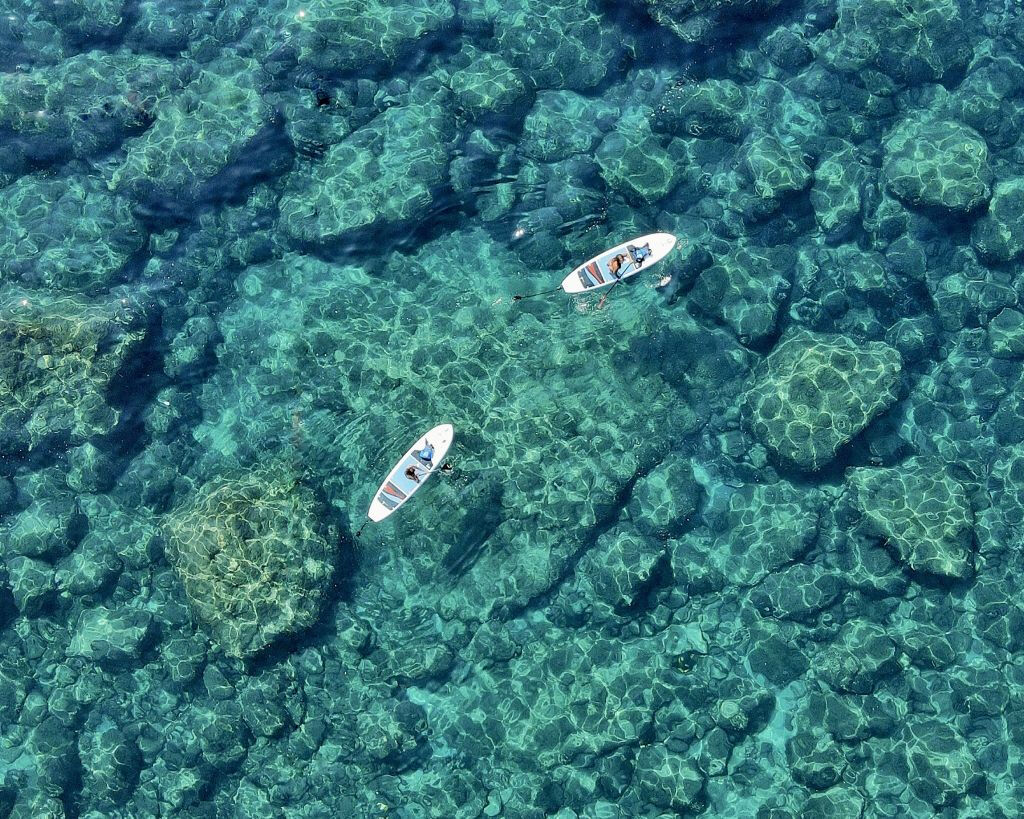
top-left (367, 423), bottom-right (454, 523)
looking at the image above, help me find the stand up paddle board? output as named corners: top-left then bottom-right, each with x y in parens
top-left (367, 424), bottom-right (454, 523)
top-left (561, 232), bottom-right (678, 294)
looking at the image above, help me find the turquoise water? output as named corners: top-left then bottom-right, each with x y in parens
top-left (2, 0), bottom-right (1024, 816)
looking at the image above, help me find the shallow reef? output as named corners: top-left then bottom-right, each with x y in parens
top-left (3, 0), bottom-right (1024, 817)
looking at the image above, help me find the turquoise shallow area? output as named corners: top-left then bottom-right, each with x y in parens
top-left (4, 0), bottom-right (1024, 816)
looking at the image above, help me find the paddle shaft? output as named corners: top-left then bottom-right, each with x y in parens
top-left (597, 260), bottom-right (637, 309)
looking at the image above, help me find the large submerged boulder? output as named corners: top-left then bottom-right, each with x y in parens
top-left (882, 118), bottom-right (992, 215)
top-left (742, 331), bottom-right (902, 471)
top-left (848, 457), bottom-right (974, 578)
top-left (163, 466), bottom-right (338, 659)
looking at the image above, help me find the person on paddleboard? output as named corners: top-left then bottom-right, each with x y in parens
top-left (628, 242), bottom-right (652, 268)
top-left (405, 465), bottom-right (424, 483)
top-left (417, 441), bottom-right (435, 466)
top-left (608, 252), bottom-right (630, 278)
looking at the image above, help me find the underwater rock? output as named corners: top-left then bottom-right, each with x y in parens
top-left (238, 676), bottom-right (292, 738)
top-left (902, 718), bottom-right (983, 808)
top-left (69, 605), bottom-right (154, 664)
top-left (705, 481), bottom-right (821, 587)
top-left (786, 728), bottom-right (846, 789)
top-left (761, 26), bottom-right (814, 71)
top-left (741, 130), bottom-right (812, 203)
top-left (442, 45), bottom-right (528, 119)
top-left (751, 562), bottom-right (845, 622)
top-left (626, 454), bottom-right (699, 538)
top-left (78, 718), bottom-right (142, 807)
top-left (848, 457), bottom-right (973, 578)
top-left (483, 0), bottom-right (619, 91)
top-left (633, 744), bottom-right (704, 812)
top-left (0, 51), bottom-right (176, 171)
top-left (0, 174), bottom-right (145, 290)
top-left (972, 178), bottom-right (1024, 263)
top-left (804, 786), bottom-right (865, 818)
top-left (285, 0), bottom-right (455, 76)
top-left (520, 91), bottom-right (609, 162)
top-left (162, 465), bottom-right (337, 659)
top-left (882, 118), bottom-right (992, 215)
top-left (280, 97), bottom-right (453, 244)
top-left (37, 0), bottom-right (128, 44)
top-left (950, 59), bottom-right (1024, 150)
top-left (987, 307), bottom-right (1024, 358)
top-left (742, 331), bottom-right (902, 471)
top-left (814, 688), bottom-right (901, 743)
top-left (165, 314), bottom-right (219, 381)
top-left (54, 536), bottom-right (122, 597)
top-left (574, 524), bottom-right (667, 617)
top-left (0, 289), bottom-right (146, 458)
top-left (596, 110), bottom-right (683, 204)
top-left (747, 627), bottom-right (809, 686)
top-left (816, 620), bottom-right (901, 694)
top-left (822, 0), bottom-right (972, 85)
top-left (109, 59), bottom-right (273, 206)
top-left (690, 244), bottom-right (793, 345)
top-left (66, 441), bottom-right (118, 494)
top-left (652, 78), bottom-right (747, 141)
top-left (635, 0), bottom-right (782, 44)
top-left (809, 142), bottom-right (871, 241)
top-left (6, 555), bottom-right (56, 616)
top-left (3, 496), bottom-right (84, 560)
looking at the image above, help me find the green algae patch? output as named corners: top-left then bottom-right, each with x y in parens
top-left (742, 331), bottom-right (902, 471)
top-left (163, 467), bottom-right (337, 659)
top-left (0, 289), bottom-right (145, 456)
top-left (848, 457), bottom-right (974, 579)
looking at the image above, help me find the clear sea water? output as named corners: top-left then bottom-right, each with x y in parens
top-left (2, 0), bottom-right (1024, 816)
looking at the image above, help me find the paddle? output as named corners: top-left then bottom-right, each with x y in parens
top-left (596, 260), bottom-right (637, 309)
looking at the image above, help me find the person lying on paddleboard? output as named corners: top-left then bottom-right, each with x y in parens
top-left (417, 441), bottom-right (435, 466)
top-left (628, 242), bottom-right (652, 268)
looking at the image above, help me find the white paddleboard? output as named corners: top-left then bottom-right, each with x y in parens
top-left (561, 232), bottom-right (678, 294)
top-left (367, 423), bottom-right (454, 523)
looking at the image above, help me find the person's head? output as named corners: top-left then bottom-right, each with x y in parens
top-left (405, 465), bottom-right (420, 482)
top-left (441, 462), bottom-right (453, 473)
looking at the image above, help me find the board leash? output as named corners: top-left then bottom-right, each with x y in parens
top-left (512, 286), bottom-right (562, 302)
